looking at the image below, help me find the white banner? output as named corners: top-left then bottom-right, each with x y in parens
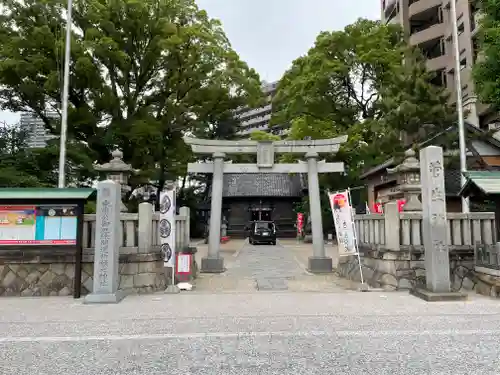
top-left (159, 188), bottom-right (176, 267)
top-left (328, 190), bottom-right (358, 256)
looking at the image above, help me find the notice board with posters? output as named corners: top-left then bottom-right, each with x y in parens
top-left (0, 188), bottom-right (95, 298)
top-left (0, 204), bottom-right (78, 245)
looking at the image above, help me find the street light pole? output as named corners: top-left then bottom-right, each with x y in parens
top-left (450, 0), bottom-right (469, 213)
top-left (58, 0), bottom-right (73, 188)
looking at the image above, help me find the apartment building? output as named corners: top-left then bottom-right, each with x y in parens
top-left (381, 0), bottom-right (499, 130)
top-left (234, 81), bottom-right (287, 137)
top-left (20, 111), bottom-right (58, 148)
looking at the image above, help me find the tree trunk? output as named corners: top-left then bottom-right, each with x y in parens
top-left (157, 159), bottom-right (166, 208)
top-left (179, 174), bottom-right (188, 199)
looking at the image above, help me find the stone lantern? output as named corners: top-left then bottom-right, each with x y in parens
top-left (95, 150), bottom-right (134, 212)
top-left (386, 148), bottom-right (422, 212)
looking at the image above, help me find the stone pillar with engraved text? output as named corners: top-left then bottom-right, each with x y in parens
top-left (420, 146), bottom-right (450, 293)
top-left (84, 180), bottom-right (125, 304)
top-left (410, 146), bottom-right (467, 301)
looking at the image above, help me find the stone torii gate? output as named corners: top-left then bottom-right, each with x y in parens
top-left (184, 136), bottom-right (348, 274)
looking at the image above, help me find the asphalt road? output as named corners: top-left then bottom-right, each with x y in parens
top-left (1, 291), bottom-right (500, 374)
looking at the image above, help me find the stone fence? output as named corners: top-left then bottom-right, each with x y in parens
top-left (355, 210), bottom-right (496, 253)
top-left (0, 203), bottom-right (192, 297)
top-left (82, 206), bottom-right (191, 253)
top-left (336, 207), bottom-right (500, 295)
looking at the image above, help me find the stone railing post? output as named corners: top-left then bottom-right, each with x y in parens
top-left (138, 202), bottom-right (153, 254)
top-left (384, 201), bottom-right (401, 251)
top-left (179, 206), bottom-right (190, 248)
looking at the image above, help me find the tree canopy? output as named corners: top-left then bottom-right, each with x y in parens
top-left (272, 19), bottom-right (456, 185)
top-left (472, 0), bottom-right (500, 111)
top-left (0, 0), bottom-right (261, 190)
top-left (0, 123), bottom-right (96, 187)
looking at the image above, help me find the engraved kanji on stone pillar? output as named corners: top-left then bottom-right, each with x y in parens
top-left (420, 146), bottom-right (450, 293)
top-left (84, 180), bottom-right (125, 304)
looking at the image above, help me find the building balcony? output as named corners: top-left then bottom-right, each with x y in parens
top-left (426, 54), bottom-right (449, 72)
top-left (409, 0), bottom-right (442, 18)
top-left (237, 125), bottom-right (269, 135)
top-left (410, 22), bottom-right (446, 46)
top-left (240, 113), bottom-right (271, 127)
top-left (235, 104), bottom-right (272, 120)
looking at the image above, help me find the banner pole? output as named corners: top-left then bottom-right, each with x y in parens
top-left (347, 188), bottom-right (365, 285)
top-left (172, 262), bottom-right (176, 286)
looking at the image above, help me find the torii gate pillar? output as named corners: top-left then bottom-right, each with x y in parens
top-left (204, 152), bottom-right (225, 273)
top-left (184, 136), bottom-right (348, 274)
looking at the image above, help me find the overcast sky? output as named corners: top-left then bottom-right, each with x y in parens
top-left (0, 0), bottom-right (380, 124)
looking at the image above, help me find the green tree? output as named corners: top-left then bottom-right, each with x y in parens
top-left (272, 19), bottom-right (455, 186)
top-left (249, 130), bottom-right (281, 141)
top-left (0, 123), bottom-right (95, 187)
top-left (472, 0), bottom-right (500, 110)
top-left (0, 0), bottom-right (261, 191)
top-left (0, 124), bottom-right (42, 187)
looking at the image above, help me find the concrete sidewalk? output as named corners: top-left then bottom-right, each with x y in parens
top-left (1, 291), bottom-right (499, 374)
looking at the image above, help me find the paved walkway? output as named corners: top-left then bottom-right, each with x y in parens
top-left (194, 240), bottom-right (356, 293)
top-left (225, 241), bottom-right (306, 290)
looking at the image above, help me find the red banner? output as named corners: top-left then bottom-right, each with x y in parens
top-left (373, 202), bottom-right (383, 214)
top-left (397, 199), bottom-right (406, 212)
top-left (371, 200), bottom-right (405, 214)
top-left (297, 213), bottom-right (304, 235)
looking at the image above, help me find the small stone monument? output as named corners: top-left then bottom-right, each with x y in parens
top-left (95, 150), bottom-right (134, 212)
top-left (410, 146), bottom-right (466, 302)
top-left (84, 180), bottom-right (125, 304)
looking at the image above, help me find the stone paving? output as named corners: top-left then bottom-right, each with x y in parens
top-left (194, 240), bottom-right (357, 292)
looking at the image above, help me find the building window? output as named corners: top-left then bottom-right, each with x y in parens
top-left (460, 57), bottom-right (467, 70)
top-left (430, 69), bottom-right (446, 87)
top-left (458, 22), bottom-right (465, 35)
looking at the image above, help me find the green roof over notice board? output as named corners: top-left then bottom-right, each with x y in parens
top-left (0, 188), bottom-right (95, 200)
top-left (459, 171), bottom-right (500, 198)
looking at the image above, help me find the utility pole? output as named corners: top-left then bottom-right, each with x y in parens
top-left (58, 0), bottom-right (73, 188)
top-left (450, 0), bottom-right (469, 213)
